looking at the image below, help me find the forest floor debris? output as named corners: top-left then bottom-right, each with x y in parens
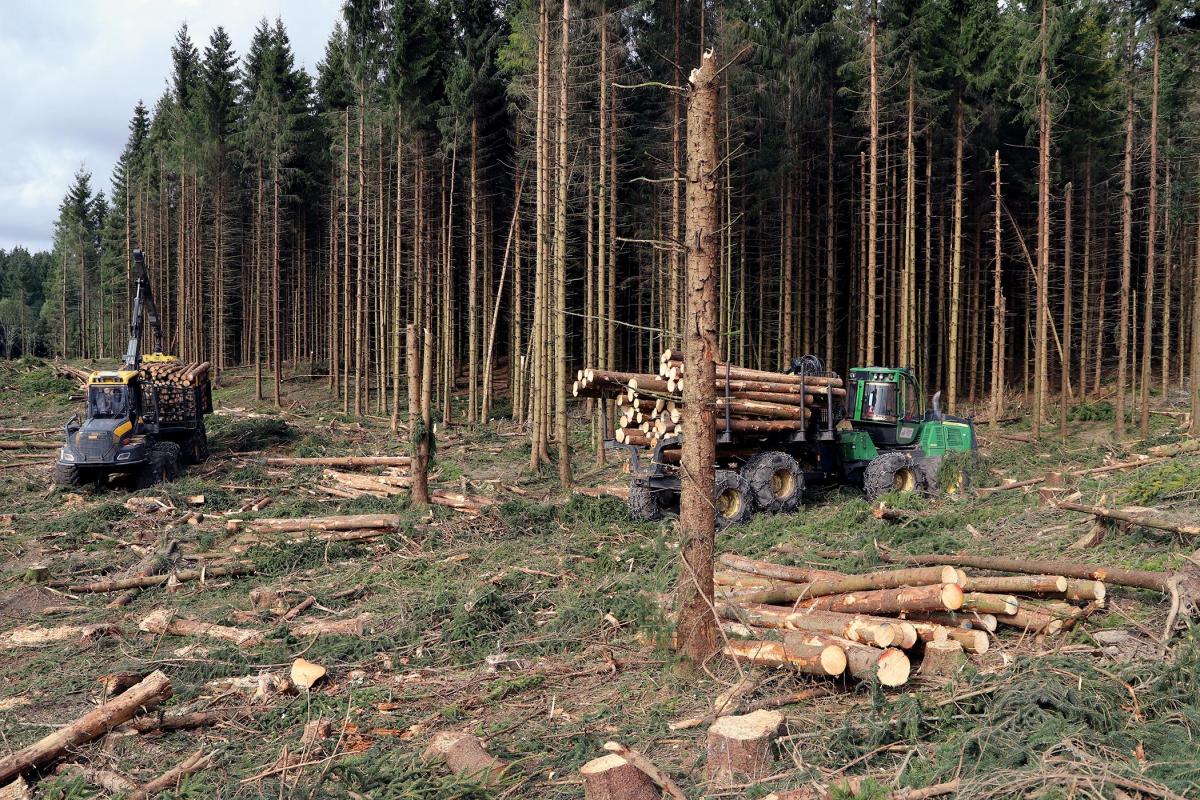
top-left (1, 361), bottom-right (1200, 797)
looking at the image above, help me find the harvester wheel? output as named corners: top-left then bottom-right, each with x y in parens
top-left (715, 469), bottom-right (754, 530)
top-left (741, 451), bottom-right (803, 514)
top-left (628, 480), bottom-right (663, 522)
top-left (54, 462), bottom-right (84, 487)
top-left (182, 423), bottom-right (209, 465)
top-left (863, 452), bottom-right (927, 501)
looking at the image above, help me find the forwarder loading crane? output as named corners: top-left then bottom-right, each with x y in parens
top-left (55, 250), bottom-right (213, 488)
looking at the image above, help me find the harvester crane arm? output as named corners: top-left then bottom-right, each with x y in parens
top-left (122, 249), bottom-right (164, 371)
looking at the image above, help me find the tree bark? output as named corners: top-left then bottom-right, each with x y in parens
top-left (675, 50), bottom-right (721, 665)
top-left (878, 550), bottom-right (1169, 592)
top-left (1140, 32), bottom-right (1160, 438)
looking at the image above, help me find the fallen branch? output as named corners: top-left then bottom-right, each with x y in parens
top-left (139, 609), bottom-right (264, 648)
top-left (0, 671), bottom-right (172, 785)
top-left (265, 456), bottom-right (412, 467)
top-left (124, 706), bottom-right (262, 735)
top-left (240, 514), bottom-right (401, 533)
top-left (1056, 501), bottom-right (1200, 538)
top-left (69, 563), bottom-right (253, 593)
top-left (129, 749), bottom-right (212, 800)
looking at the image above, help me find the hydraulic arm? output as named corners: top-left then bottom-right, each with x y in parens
top-left (121, 249), bottom-right (164, 372)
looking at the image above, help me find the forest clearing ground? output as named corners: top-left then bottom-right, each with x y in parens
top-left (2, 358), bottom-right (1200, 798)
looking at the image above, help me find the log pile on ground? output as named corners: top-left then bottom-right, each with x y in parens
top-left (715, 552), bottom-right (1109, 688)
top-left (573, 350), bottom-right (845, 451)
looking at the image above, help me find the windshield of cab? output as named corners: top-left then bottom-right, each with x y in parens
top-left (862, 382), bottom-right (898, 422)
top-left (89, 386), bottom-right (129, 419)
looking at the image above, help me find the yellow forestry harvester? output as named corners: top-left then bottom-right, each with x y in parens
top-left (55, 250), bottom-right (213, 488)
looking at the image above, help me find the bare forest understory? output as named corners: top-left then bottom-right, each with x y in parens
top-left (1, 359), bottom-right (1199, 799)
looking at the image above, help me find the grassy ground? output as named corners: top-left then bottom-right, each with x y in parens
top-left (1, 358), bottom-right (1199, 799)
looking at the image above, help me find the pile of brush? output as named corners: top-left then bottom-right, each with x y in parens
top-left (716, 553), bottom-right (1106, 687)
top-left (573, 350), bottom-right (846, 450)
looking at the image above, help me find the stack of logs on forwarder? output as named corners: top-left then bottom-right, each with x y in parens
top-left (581, 552), bottom-right (1108, 797)
top-left (572, 350), bottom-right (846, 450)
top-left (140, 360), bottom-right (210, 419)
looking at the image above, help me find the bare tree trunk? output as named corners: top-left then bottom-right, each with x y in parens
top-left (676, 50), bottom-right (721, 665)
top-left (1139, 31), bottom-right (1160, 438)
top-left (1192, 165), bottom-right (1200, 435)
top-left (865, 12), bottom-right (879, 363)
top-left (468, 116), bottom-right (480, 424)
top-left (1079, 157), bottom-right (1092, 397)
top-left (1060, 181), bottom-right (1072, 440)
top-left (902, 76), bottom-right (916, 369)
top-left (1161, 159), bottom-right (1171, 392)
top-left (555, 0), bottom-right (573, 488)
top-left (991, 151), bottom-right (1004, 429)
top-left (1033, 0), bottom-right (1050, 438)
top-left (355, 99), bottom-right (366, 415)
top-left (948, 99), bottom-right (964, 412)
top-left (1116, 38), bottom-right (1134, 440)
top-left (825, 96), bottom-right (835, 367)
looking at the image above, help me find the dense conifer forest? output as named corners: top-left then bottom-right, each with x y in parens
top-left (4, 0), bottom-right (1200, 460)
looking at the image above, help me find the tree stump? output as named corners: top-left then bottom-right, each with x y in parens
top-left (705, 709), bottom-right (783, 788)
top-left (919, 640), bottom-right (965, 681)
top-left (580, 753), bottom-right (660, 800)
top-left (421, 731), bottom-right (505, 784)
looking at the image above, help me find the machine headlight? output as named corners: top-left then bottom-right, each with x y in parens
top-left (116, 452), bottom-right (131, 461)
top-left (61, 450), bottom-right (75, 462)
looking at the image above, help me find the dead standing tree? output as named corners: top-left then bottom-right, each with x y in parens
top-left (675, 49), bottom-right (720, 664)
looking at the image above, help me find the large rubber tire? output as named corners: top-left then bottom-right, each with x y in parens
top-left (55, 462), bottom-right (84, 487)
top-left (156, 442), bottom-right (182, 481)
top-left (182, 423), bottom-right (209, 465)
top-left (863, 451), bottom-right (927, 501)
top-left (715, 469), bottom-right (754, 530)
top-left (628, 480), bottom-right (663, 522)
top-left (741, 451), bottom-right (803, 514)
top-left (136, 449), bottom-right (169, 489)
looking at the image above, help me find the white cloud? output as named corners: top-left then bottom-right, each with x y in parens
top-left (0, 0), bottom-right (340, 253)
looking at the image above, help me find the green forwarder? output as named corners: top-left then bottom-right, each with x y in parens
top-left (617, 358), bottom-right (977, 528)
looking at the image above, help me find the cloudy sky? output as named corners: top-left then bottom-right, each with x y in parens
top-left (0, 0), bottom-right (341, 253)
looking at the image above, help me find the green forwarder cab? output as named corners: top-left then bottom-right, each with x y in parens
top-left (835, 367), bottom-right (976, 498)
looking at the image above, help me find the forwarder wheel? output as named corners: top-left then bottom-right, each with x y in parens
top-left (863, 452), bottom-right (927, 501)
top-left (628, 480), bottom-right (663, 522)
top-left (741, 451), bottom-right (803, 514)
top-left (155, 442), bottom-right (182, 481)
top-left (922, 461), bottom-right (972, 498)
top-left (55, 462), bottom-right (84, 487)
top-left (136, 450), bottom-right (169, 489)
top-left (715, 469), bottom-right (753, 530)
top-left (182, 423), bottom-right (209, 465)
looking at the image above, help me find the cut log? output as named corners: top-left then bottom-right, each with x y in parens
top-left (107, 539), bottom-right (179, 608)
top-left (994, 607), bottom-right (1062, 634)
top-left (265, 456), bottom-right (412, 467)
top-left (70, 563), bottom-right (253, 593)
top-left (960, 593), bottom-right (1020, 615)
top-left (960, 575), bottom-right (1067, 594)
top-left (720, 602), bottom-right (900, 648)
top-left (124, 706), bottom-right (261, 735)
top-left (245, 514), bottom-right (401, 533)
top-left (905, 611), bottom-right (998, 633)
top-left (290, 613), bottom-right (373, 638)
top-left (668, 687), bottom-right (831, 732)
top-left (705, 710), bottom-right (783, 788)
top-left (139, 610), bottom-right (264, 648)
top-left (718, 554), bottom-right (844, 583)
top-left (877, 551), bottom-right (1170, 593)
top-left (581, 754), bottom-right (661, 800)
top-left (0, 623), bottom-right (117, 649)
top-left (1062, 579), bottom-right (1106, 603)
top-left (908, 622), bottom-right (989, 654)
top-left (722, 638), bottom-right (847, 677)
top-left (781, 632), bottom-right (910, 686)
top-left (730, 566), bottom-right (960, 604)
top-left (56, 764), bottom-right (137, 795)
top-left (1147, 439), bottom-right (1200, 457)
top-left (918, 640), bottom-right (965, 681)
top-left (1056, 501), bottom-right (1200, 538)
top-left (795, 584), bottom-right (964, 615)
top-left (0, 670), bottom-right (172, 786)
top-left (322, 470), bottom-right (406, 496)
top-left (430, 490), bottom-right (496, 512)
top-left (716, 418), bottom-right (808, 435)
top-left (421, 732), bottom-right (506, 784)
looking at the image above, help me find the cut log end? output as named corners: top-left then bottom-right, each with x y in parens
top-left (940, 583), bottom-right (964, 611)
top-left (876, 648), bottom-right (911, 687)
